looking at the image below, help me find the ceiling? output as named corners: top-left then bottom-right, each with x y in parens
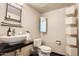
top-left (28, 3), bottom-right (75, 13)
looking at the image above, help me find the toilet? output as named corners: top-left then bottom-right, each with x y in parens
top-left (33, 38), bottom-right (51, 56)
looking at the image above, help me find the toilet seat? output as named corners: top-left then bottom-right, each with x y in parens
top-left (39, 45), bottom-right (51, 53)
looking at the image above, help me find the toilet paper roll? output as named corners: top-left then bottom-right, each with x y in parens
top-left (56, 40), bottom-right (61, 45)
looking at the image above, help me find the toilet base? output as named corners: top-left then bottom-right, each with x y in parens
top-left (38, 53), bottom-right (50, 56)
top-left (38, 49), bottom-right (50, 56)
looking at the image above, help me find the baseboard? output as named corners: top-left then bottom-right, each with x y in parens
top-left (50, 52), bottom-right (65, 56)
top-left (29, 52), bottom-right (65, 56)
top-left (29, 50), bottom-right (65, 56)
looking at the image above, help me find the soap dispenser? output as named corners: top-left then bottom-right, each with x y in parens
top-left (7, 27), bottom-right (11, 36)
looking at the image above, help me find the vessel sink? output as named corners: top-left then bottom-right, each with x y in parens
top-left (0, 35), bottom-right (27, 45)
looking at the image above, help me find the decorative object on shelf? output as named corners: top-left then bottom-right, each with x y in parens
top-left (7, 27), bottom-right (11, 36)
top-left (65, 17), bottom-right (77, 25)
top-left (65, 5), bottom-right (77, 17)
top-left (66, 27), bottom-right (77, 35)
top-left (67, 37), bottom-right (77, 46)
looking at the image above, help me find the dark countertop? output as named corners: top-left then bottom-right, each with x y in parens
top-left (0, 41), bottom-right (33, 54)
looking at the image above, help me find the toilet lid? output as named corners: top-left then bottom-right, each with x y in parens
top-left (39, 45), bottom-right (51, 53)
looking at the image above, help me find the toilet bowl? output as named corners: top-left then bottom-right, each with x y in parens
top-left (38, 45), bottom-right (51, 56)
top-left (33, 38), bottom-right (51, 56)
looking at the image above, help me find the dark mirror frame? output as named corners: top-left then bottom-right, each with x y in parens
top-left (5, 3), bottom-right (22, 23)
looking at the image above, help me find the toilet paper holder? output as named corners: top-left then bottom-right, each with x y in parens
top-left (56, 40), bottom-right (61, 45)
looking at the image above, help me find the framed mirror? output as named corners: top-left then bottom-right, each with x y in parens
top-left (5, 3), bottom-right (22, 23)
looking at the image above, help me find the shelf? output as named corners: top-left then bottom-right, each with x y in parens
top-left (1, 22), bottom-right (23, 28)
top-left (66, 34), bottom-right (77, 36)
top-left (5, 17), bottom-right (21, 23)
top-left (66, 24), bottom-right (77, 27)
top-left (66, 13), bottom-right (77, 17)
top-left (69, 45), bottom-right (77, 48)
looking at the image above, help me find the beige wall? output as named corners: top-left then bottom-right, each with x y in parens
top-left (21, 4), bottom-right (40, 39)
top-left (0, 3), bottom-right (40, 55)
top-left (42, 8), bottom-right (67, 55)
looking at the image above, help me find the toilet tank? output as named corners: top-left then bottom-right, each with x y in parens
top-left (33, 38), bottom-right (42, 47)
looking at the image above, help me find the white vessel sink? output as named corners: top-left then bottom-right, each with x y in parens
top-left (0, 35), bottom-right (27, 45)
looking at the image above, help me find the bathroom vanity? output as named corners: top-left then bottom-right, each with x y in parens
top-left (0, 41), bottom-right (33, 55)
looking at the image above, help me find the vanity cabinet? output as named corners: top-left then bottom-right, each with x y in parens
top-left (2, 44), bottom-right (33, 56)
